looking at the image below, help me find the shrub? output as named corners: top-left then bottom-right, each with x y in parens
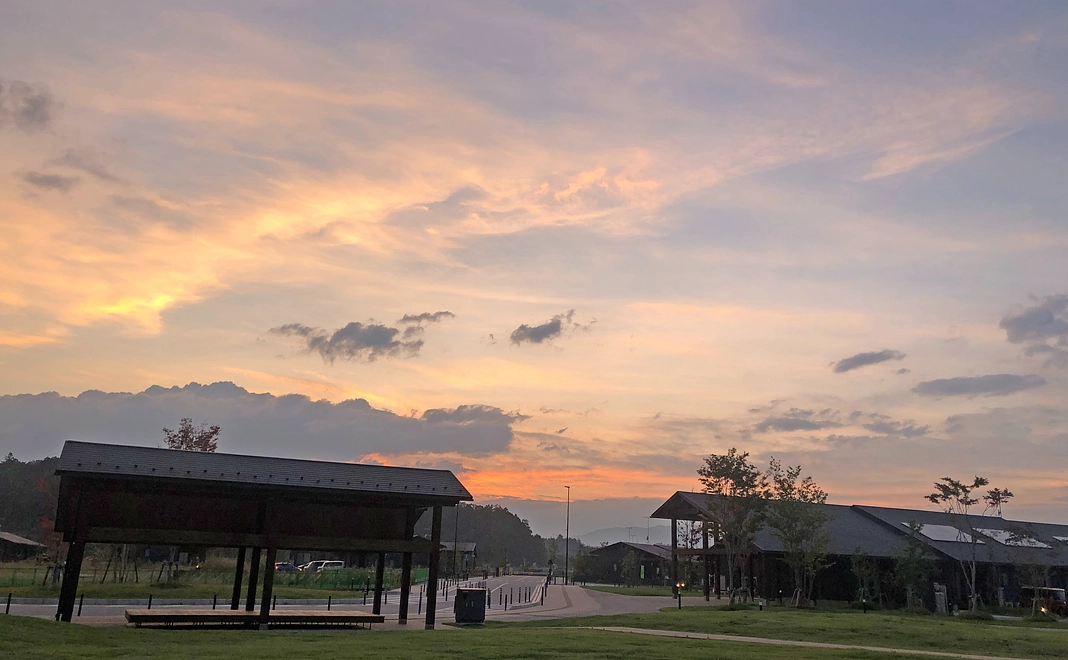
top-left (957, 610), bottom-right (994, 621)
top-left (903, 606), bottom-right (931, 616)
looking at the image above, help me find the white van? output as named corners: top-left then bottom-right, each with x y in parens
top-left (317, 561), bottom-right (344, 572)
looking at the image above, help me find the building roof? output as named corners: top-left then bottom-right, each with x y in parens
top-left (651, 491), bottom-right (1068, 566)
top-left (56, 441), bottom-right (472, 501)
top-left (441, 542), bottom-right (477, 553)
top-left (590, 541), bottom-right (673, 560)
top-left (0, 531), bottom-right (44, 547)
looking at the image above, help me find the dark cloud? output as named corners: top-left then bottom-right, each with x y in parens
top-left (270, 321), bottom-right (422, 362)
top-left (861, 419), bottom-right (929, 437)
top-left (55, 148), bottom-right (123, 183)
top-left (896, 368), bottom-right (911, 375)
top-left (397, 311), bottom-right (454, 339)
top-left (1001, 294), bottom-right (1068, 367)
top-left (0, 382), bottom-right (520, 460)
top-left (832, 349), bottom-right (906, 373)
top-left (753, 407), bottom-right (841, 433)
top-left (21, 171), bottom-right (78, 191)
top-left (912, 374), bottom-right (1047, 398)
top-left (510, 309), bottom-right (592, 345)
top-left (0, 80), bottom-right (56, 132)
top-left (421, 404), bottom-right (529, 426)
top-left (398, 311), bottom-right (455, 325)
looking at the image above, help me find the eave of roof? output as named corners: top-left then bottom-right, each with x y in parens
top-left (56, 441), bottom-right (472, 501)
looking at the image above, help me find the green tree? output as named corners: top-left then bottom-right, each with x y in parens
top-left (162, 418), bottom-right (220, 452)
top-left (895, 521), bottom-right (935, 609)
top-left (851, 549), bottom-right (880, 605)
top-left (925, 476), bottom-right (1013, 611)
top-left (697, 448), bottom-right (770, 605)
top-left (765, 457), bottom-right (829, 606)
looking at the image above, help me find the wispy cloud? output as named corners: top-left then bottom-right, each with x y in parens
top-left (833, 349), bottom-right (906, 373)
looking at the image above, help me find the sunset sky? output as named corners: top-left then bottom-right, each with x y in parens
top-left (2, 1), bottom-right (1067, 536)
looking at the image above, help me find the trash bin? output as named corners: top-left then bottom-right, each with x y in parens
top-left (453, 587), bottom-right (487, 624)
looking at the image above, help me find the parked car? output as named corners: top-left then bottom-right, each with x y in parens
top-left (298, 560), bottom-right (327, 572)
top-left (1021, 587), bottom-right (1068, 616)
top-left (274, 562), bottom-right (299, 573)
top-left (317, 561), bottom-right (344, 572)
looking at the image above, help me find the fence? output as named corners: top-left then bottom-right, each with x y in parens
top-left (2, 565), bottom-right (431, 591)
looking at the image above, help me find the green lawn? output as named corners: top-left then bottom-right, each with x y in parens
top-left (0, 615), bottom-right (943, 660)
top-left (499, 606), bottom-right (1068, 659)
top-left (584, 584), bottom-right (678, 597)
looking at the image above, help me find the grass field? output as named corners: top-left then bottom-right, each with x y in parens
top-left (0, 615), bottom-right (950, 660)
top-left (583, 584), bottom-right (678, 597)
top-left (499, 606), bottom-right (1068, 659)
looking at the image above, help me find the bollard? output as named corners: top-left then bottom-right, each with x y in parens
top-left (363, 590), bottom-right (367, 606)
top-left (487, 590), bottom-right (491, 610)
top-left (6, 592), bottom-right (11, 614)
top-left (148, 595), bottom-right (153, 610)
top-left (212, 594), bottom-right (217, 610)
top-left (273, 595), bottom-right (277, 610)
top-left (418, 587), bottom-right (422, 615)
top-left (385, 590), bottom-right (388, 604)
top-left (327, 596), bottom-right (332, 611)
top-left (78, 594), bottom-right (84, 616)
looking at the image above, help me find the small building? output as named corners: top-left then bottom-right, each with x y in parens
top-left (440, 541), bottom-right (477, 574)
top-left (52, 441), bottom-right (471, 627)
top-left (585, 541), bottom-right (670, 585)
top-left (0, 530), bottom-right (44, 562)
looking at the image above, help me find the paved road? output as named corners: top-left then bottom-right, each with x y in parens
top-left (5, 579), bottom-right (717, 627)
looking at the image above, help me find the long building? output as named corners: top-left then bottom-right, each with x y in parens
top-left (651, 491), bottom-right (1068, 608)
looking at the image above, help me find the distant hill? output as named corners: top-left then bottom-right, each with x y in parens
top-left (578, 524), bottom-right (671, 547)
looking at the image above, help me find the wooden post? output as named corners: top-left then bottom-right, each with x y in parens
top-left (702, 522), bottom-right (711, 602)
top-left (398, 552), bottom-right (412, 624)
top-left (425, 505), bottom-right (442, 629)
top-left (373, 551), bottom-right (385, 615)
top-left (670, 517), bottom-right (678, 597)
top-left (245, 547), bottom-right (261, 611)
top-left (56, 539), bottom-right (86, 622)
top-left (258, 548), bottom-right (277, 627)
top-left (231, 547), bottom-right (246, 610)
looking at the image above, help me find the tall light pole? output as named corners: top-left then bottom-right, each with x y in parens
top-left (564, 486), bottom-right (571, 585)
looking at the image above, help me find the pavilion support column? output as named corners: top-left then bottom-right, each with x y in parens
top-left (398, 552), bottom-right (413, 624)
top-left (702, 523), bottom-right (710, 602)
top-left (670, 518), bottom-right (678, 597)
top-left (373, 551), bottom-right (386, 615)
top-left (231, 547), bottom-right (246, 610)
top-left (425, 505), bottom-right (442, 629)
top-left (245, 547), bottom-right (261, 611)
top-left (56, 538), bottom-right (86, 622)
top-left (258, 547), bottom-right (277, 628)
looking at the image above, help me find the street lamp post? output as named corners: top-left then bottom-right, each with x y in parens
top-left (564, 486), bottom-right (570, 586)
top-left (676, 582), bottom-right (684, 609)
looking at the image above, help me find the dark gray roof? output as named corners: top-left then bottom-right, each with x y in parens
top-left (855, 505), bottom-right (1068, 566)
top-left (441, 542), bottom-right (477, 553)
top-left (56, 441), bottom-right (472, 500)
top-left (0, 531), bottom-right (43, 547)
top-left (651, 491), bottom-right (1068, 565)
top-left (591, 541), bottom-right (672, 560)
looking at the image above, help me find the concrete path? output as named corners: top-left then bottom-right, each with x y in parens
top-left (584, 626), bottom-right (1035, 660)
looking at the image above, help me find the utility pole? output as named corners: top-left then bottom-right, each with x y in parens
top-left (453, 504), bottom-right (460, 579)
top-left (564, 486), bottom-right (570, 585)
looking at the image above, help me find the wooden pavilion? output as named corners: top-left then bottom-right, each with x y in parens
top-left (53, 441), bottom-right (472, 628)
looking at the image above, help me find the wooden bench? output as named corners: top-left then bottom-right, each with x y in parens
top-left (124, 608), bottom-right (386, 628)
